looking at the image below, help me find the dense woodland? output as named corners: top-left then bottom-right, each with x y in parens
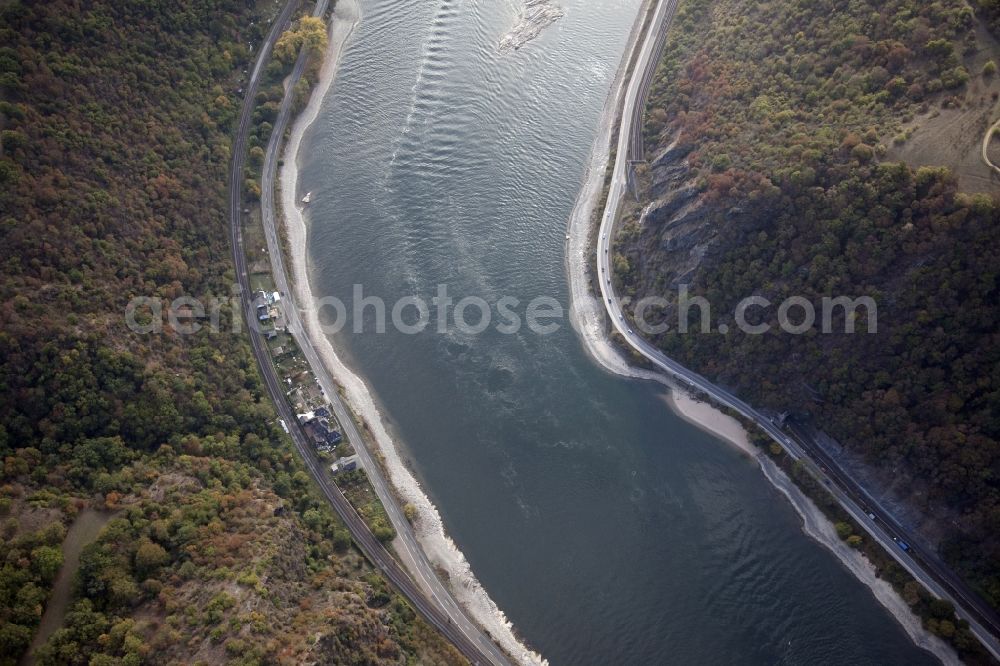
top-left (619, 0), bottom-right (1000, 647)
top-left (0, 1), bottom-right (462, 663)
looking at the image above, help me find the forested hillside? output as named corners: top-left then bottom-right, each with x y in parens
top-left (618, 0), bottom-right (1000, 633)
top-left (0, 1), bottom-right (461, 663)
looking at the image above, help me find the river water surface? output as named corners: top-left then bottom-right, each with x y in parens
top-left (296, 0), bottom-right (939, 663)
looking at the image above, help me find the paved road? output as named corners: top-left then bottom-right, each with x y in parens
top-left (228, 3), bottom-right (510, 664)
top-left (594, 0), bottom-right (1000, 660)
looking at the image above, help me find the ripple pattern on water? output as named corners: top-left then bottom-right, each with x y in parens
top-left (295, 0), bottom-right (944, 663)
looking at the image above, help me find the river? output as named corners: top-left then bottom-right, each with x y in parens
top-left (294, 0), bottom-right (940, 662)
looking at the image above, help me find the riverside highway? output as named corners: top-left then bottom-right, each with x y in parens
top-left (594, 0), bottom-right (1000, 659)
top-left (229, 2), bottom-right (512, 663)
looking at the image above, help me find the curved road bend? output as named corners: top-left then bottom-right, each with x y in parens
top-left (229, 2), bottom-right (510, 664)
top-left (595, 0), bottom-right (1000, 659)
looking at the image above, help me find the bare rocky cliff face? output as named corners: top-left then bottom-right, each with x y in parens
top-left (620, 133), bottom-right (761, 301)
top-left (620, 142), bottom-right (699, 289)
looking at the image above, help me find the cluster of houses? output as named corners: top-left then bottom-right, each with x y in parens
top-left (298, 406), bottom-right (343, 453)
top-left (296, 407), bottom-right (359, 475)
top-left (254, 290), bottom-right (285, 338)
top-left (254, 280), bottom-right (362, 478)
top-left (262, 290), bottom-right (359, 478)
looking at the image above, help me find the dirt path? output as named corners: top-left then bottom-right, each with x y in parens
top-left (23, 509), bottom-right (115, 664)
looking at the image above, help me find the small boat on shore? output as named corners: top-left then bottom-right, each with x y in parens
top-left (302, 192), bottom-right (312, 204)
